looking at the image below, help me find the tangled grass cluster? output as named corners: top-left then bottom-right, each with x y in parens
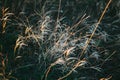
top-left (14, 2), bottom-right (115, 80)
top-left (14, 16), bottom-right (101, 80)
top-left (0, 0), bottom-right (120, 80)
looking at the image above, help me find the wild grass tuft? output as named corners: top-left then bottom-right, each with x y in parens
top-left (0, 0), bottom-right (120, 80)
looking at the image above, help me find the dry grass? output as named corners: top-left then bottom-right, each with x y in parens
top-left (0, 0), bottom-right (120, 80)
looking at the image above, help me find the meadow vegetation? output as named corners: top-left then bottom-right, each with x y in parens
top-left (0, 0), bottom-right (120, 80)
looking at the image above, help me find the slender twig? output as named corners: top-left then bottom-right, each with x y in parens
top-left (57, 0), bottom-right (62, 22)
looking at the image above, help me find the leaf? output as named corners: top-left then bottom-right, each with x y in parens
top-left (15, 56), bottom-right (22, 59)
top-left (90, 66), bottom-right (102, 72)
